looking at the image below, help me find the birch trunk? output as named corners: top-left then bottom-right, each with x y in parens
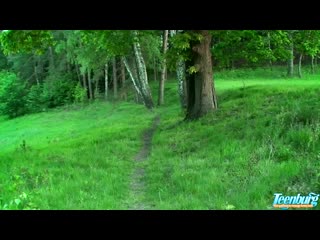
top-left (158, 30), bottom-right (168, 106)
top-left (133, 31), bottom-right (154, 109)
top-left (298, 54), bottom-right (303, 78)
top-left (287, 43), bottom-right (294, 77)
top-left (105, 62), bottom-right (109, 100)
top-left (113, 57), bottom-right (118, 99)
top-left (120, 59), bottom-right (125, 87)
top-left (176, 59), bottom-right (187, 108)
top-left (122, 57), bottom-right (143, 99)
top-left (87, 70), bottom-right (93, 100)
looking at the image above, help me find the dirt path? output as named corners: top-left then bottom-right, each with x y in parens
top-left (129, 115), bottom-right (160, 210)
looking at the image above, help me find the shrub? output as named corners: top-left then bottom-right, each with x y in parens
top-left (25, 73), bottom-right (78, 113)
top-left (73, 82), bottom-right (87, 103)
top-left (0, 71), bottom-right (27, 118)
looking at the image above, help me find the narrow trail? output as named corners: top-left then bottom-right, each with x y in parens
top-left (128, 115), bottom-right (160, 210)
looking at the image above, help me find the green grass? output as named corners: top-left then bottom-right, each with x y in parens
top-left (1, 66), bottom-right (320, 209)
top-left (0, 101), bottom-right (155, 209)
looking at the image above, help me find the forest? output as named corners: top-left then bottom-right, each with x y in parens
top-left (0, 30), bottom-right (320, 210)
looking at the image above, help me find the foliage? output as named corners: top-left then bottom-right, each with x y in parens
top-left (25, 73), bottom-right (77, 114)
top-left (0, 72), bottom-right (27, 118)
top-left (0, 30), bottom-right (54, 55)
top-left (73, 82), bottom-right (87, 103)
top-left (0, 192), bottom-right (38, 210)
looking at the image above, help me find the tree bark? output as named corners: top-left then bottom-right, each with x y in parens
top-left (48, 46), bottom-right (55, 73)
top-left (87, 70), bottom-right (93, 100)
top-left (185, 30), bottom-right (216, 120)
top-left (133, 31), bottom-right (154, 109)
top-left (75, 64), bottom-right (81, 85)
top-left (95, 71), bottom-right (99, 96)
top-left (298, 54), bottom-right (303, 78)
top-left (34, 65), bottom-right (39, 85)
top-left (176, 59), bottom-right (187, 108)
top-left (158, 30), bottom-right (168, 106)
top-left (33, 56), bottom-right (40, 85)
top-left (120, 59), bottom-right (125, 87)
top-left (122, 57), bottom-right (143, 100)
top-left (287, 43), bottom-right (294, 77)
top-left (105, 62), bottom-right (109, 100)
top-left (153, 57), bottom-right (157, 82)
top-left (113, 57), bottom-right (118, 99)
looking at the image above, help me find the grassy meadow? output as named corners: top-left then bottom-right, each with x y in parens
top-left (1, 66), bottom-right (320, 209)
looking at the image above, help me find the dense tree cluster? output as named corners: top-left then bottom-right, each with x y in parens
top-left (0, 30), bottom-right (319, 119)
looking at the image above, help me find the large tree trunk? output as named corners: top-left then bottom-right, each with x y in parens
top-left (287, 43), bottom-right (294, 77)
top-left (113, 57), bottom-right (118, 99)
top-left (133, 31), bottom-right (154, 109)
top-left (158, 30), bottom-right (169, 106)
top-left (176, 59), bottom-right (187, 108)
top-left (185, 30), bottom-right (217, 120)
top-left (298, 54), bottom-right (303, 78)
top-left (87, 70), bottom-right (93, 100)
top-left (105, 62), bottom-right (109, 100)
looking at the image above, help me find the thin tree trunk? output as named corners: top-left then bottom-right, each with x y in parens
top-left (311, 56), bottom-right (315, 74)
top-left (133, 31), bottom-right (154, 109)
top-left (48, 46), bottom-right (55, 72)
top-left (82, 72), bottom-right (88, 99)
top-left (120, 59), bottom-right (125, 87)
top-left (34, 65), bottom-right (39, 85)
top-left (185, 30), bottom-right (216, 120)
top-left (75, 64), bottom-right (81, 84)
top-left (267, 31), bottom-right (272, 69)
top-left (95, 72), bottom-right (99, 96)
top-left (287, 43), bottom-right (294, 77)
top-left (176, 59), bottom-right (187, 108)
top-left (158, 30), bottom-right (168, 106)
top-left (82, 72), bottom-right (87, 89)
top-left (298, 54), bottom-right (303, 78)
top-left (105, 62), bottom-right (109, 100)
top-left (153, 57), bottom-right (157, 82)
top-left (113, 57), bottom-right (118, 99)
top-left (33, 56), bottom-right (40, 85)
top-left (122, 57), bottom-right (143, 99)
top-left (87, 70), bottom-right (93, 100)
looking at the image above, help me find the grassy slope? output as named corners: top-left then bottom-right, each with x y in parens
top-left (0, 102), bottom-right (155, 209)
top-left (1, 66), bottom-right (320, 209)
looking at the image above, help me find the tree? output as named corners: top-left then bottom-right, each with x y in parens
top-left (158, 30), bottom-right (168, 106)
top-left (184, 30), bottom-right (217, 119)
